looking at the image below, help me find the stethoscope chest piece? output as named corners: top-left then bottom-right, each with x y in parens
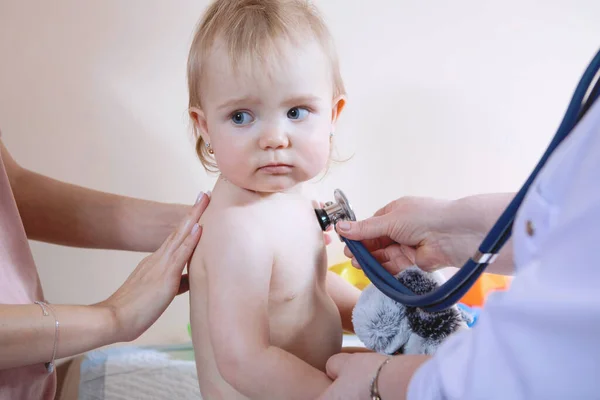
top-left (315, 189), bottom-right (356, 232)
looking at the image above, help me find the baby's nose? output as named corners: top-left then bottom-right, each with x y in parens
top-left (259, 127), bottom-right (289, 149)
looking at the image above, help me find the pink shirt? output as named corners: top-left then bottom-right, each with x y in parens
top-left (0, 131), bottom-right (56, 399)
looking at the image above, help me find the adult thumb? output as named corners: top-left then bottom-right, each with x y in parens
top-left (335, 215), bottom-right (390, 241)
top-left (325, 353), bottom-right (350, 379)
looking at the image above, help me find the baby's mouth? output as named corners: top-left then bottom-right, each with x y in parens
top-left (258, 163), bottom-right (293, 174)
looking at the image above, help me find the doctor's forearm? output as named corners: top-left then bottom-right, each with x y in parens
top-left (11, 167), bottom-right (188, 252)
top-left (378, 355), bottom-right (431, 400)
top-left (453, 193), bottom-right (515, 275)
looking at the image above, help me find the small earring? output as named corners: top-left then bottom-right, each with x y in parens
top-left (205, 142), bottom-right (214, 155)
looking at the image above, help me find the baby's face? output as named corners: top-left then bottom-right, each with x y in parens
top-left (195, 39), bottom-right (343, 193)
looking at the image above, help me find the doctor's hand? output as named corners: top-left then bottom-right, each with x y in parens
top-left (98, 191), bottom-right (210, 342)
top-left (317, 352), bottom-right (431, 400)
top-left (316, 352), bottom-right (390, 400)
top-left (336, 194), bottom-right (512, 274)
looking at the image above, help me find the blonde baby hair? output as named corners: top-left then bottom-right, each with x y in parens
top-left (187, 0), bottom-right (346, 173)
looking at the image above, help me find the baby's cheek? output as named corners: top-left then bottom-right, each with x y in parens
top-left (302, 137), bottom-right (330, 172)
top-left (214, 152), bottom-right (247, 179)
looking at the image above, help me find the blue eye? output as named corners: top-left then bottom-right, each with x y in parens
top-left (231, 111), bottom-right (253, 125)
top-left (287, 107), bottom-right (309, 120)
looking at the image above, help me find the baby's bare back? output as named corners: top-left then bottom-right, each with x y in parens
top-left (189, 192), bottom-right (342, 399)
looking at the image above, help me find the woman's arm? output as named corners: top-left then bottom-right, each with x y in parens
top-left (0, 303), bottom-right (117, 370)
top-left (0, 194), bottom-right (207, 372)
top-left (1, 140), bottom-right (190, 253)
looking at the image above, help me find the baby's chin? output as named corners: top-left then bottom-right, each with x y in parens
top-left (228, 174), bottom-right (313, 195)
top-left (246, 178), bottom-right (303, 194)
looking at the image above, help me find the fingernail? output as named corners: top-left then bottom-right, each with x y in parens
top-left (191, 223), bottom-right (200, 235)
top-left (195, 191), bottom-right (206, 204)
top-left (337, 221), bottom-right (350, 231)
top-left (206, 190), bottom-right (212, 198)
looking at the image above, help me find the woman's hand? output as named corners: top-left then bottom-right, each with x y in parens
top-left (100, 191), bottom-right (210, 342)
top-left (336, 193), bottom-right (515, 275)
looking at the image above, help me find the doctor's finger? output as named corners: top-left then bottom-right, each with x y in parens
top-left (325, 353), bottom-right (350, 380)
top-left (349, 248), bottom-right (413, 275)
top-left (335, 215), bottom-right (393, 242)
top-left (343, 236), bottom-right (396, 258)
top-left (342, 237), bottom-right (397, 264)
top-left (344, 241), bottom-right (385, 258)
top-left (350, 258), bottom-right (402, 276)
top-left (371, 245), bottom-right (416, 273)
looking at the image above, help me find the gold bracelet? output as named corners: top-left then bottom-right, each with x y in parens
top-left (370, 357), bottom-right (391, 400)
top-left (35, 301), bottom-right (60, 373)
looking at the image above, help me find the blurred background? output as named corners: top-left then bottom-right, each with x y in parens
top-left (1, 0), bottom-right (599, 346)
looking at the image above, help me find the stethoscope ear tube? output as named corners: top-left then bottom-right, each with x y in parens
top-left (338, 47), bottom-right (600, 311)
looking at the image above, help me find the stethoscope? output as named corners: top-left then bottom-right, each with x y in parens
top-left (315, 47), bottom-right (600, 313)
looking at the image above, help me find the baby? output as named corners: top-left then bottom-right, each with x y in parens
top-left (185, 0), bottom-right (358, 399)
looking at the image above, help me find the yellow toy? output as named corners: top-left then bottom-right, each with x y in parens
top-left (328, 260), bottom-right (370, 290)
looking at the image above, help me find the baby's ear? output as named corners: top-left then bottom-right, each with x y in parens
top-left (330, 95), bottom-right (346, 130)
top-left (189, 107), bottom-right (210, 143)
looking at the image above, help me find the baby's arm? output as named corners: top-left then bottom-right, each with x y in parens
top-left (326, 271), bottom-right (361, 333)
top-left (199, 215), bottom-right (332, 399)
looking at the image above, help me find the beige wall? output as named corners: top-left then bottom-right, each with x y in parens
top-left (1, 0), bottom-right (599, 346)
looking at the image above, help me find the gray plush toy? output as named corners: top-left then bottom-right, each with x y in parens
top-left (352, 266), bottom-right (474, 355)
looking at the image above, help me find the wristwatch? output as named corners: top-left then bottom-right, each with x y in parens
top-left (370, 357), bottom-right (391, 400)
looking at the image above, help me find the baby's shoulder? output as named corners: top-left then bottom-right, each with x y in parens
top-left (201, 191), bottom-right (314, 242)
top-left (203, 200), bottom-right (264, 230)
top-left (198, 201), bottom-right (270, 254)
